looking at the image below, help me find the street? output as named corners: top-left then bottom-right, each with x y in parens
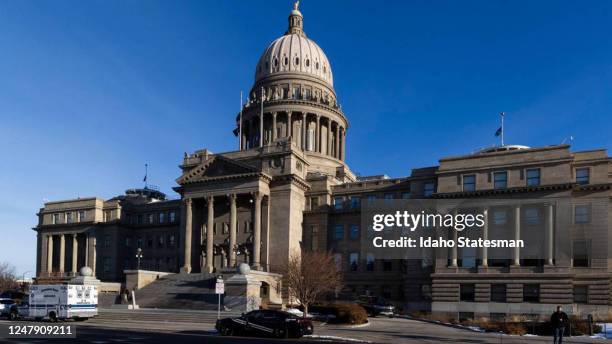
top-left (0, 310), bottom-right (609, 344)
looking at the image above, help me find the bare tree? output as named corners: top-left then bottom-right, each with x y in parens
top-left (282, 250), bottom-right (342, 316)
top-left (0, 261), bottom-right (18, 291)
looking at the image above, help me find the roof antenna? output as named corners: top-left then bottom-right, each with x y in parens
top-left (561, 135), bottom-right (574, 145)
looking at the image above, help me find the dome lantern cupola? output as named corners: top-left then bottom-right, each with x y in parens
top-left (286, 1), bottom-right (305, 36)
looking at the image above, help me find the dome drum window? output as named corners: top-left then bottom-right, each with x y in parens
top-left (294, 56), bottom-right (300, 66)
top-left (306, 59), bottom-right (310, 67)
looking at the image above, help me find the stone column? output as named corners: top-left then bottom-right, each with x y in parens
top-left (91, 235), bottom-right (97, 276)
top-left (302, 114), bottom-right (307, 150)
top-left (59, 234), bottom-right (65, 273)
top-left (481, 209), bottom-right (489, 268)
top-left (206, 196), bottom-right (215, 273)
top-left (546, 203), bottom-right (554, 265)
top-left (340, 127), bottom-right (345, 160)
top-left (315, 115), bottom-right (320, 153)
top-left (287, 112), bottom-right (292, 139)
top-left (334, 125), bottom-right (340, 159)
top-left (513, 205), bottom-right (521, 266)
top-left (183, 198), bottom-right (193, 273)
top-left (259, 113), bottom-right (264, 147)
top-left (253, 192), bottom-right (263, 270)
top-left (450, 224), bottom-right (458, 267)
top-left (229, 194), bottom-right (237, 267)
top-left (47, 234), bottom-right (54, 274)
top-left (72, 234), bottom-right (78, 274)
top-left (327, 120), bottom-right (333, 156)
top-left (272, 112), bottom-right (277, 142)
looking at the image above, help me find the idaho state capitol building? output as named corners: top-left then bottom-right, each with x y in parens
top-left (34, 5), bottom-right (612, 318)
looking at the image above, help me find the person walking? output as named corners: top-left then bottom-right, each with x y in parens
top-left (550, 305), bottom-right (569, 344)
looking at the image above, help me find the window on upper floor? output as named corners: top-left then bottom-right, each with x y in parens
top-left (125, 237), bottom-right (131, 248)
top-left (310, 196), bottom-right (319, 210)
top-left (576, 168), bottom-right (590, 185)
top-left (168, 234), bottom-right (176, 247)
top-left (137, 214), bottom-right (143, 225)
top-left (524, 208), bottom-right (541, 225)
top-left (310, 226), bottom-right (318, 251)
top-left (137, 238), bottom-right (143, 248)
top-left (104, 235), bottom-right (111, 248)
top-left (367, 195), bottom-right (377, 204)
top-left (66, 212), bottom-right (73, 223)
top-left (78, 210), bottom-right (87, 222)
top-left (169, 211), bottom-right (176, 223)
top-left (349, 224), bottom-right (360, 240)
top-left (52, 213), bottom-right (60, 224)
top-left (401, 192), bottom-right (411, 199)
top-left (148, 214), bottom-right (154, 224)
top-left (424, 182), bottom-right (435, 197)
top-left (462, 175), bottom-right (476, 192)
top-left (526, 168), bottom-right (541, 186)
top-left (157, 235), bottom-right (164, 248)
top-left (384, 193), bottom-right (394, 203)
top-left (349, 253), bottom-right (359, 271)
top-left (333, 253), bottom-right (342, 271)
top-left (147, 237), bottom-right (153, 248)
top-left (573, 240), bottom-right (590, 267)
top-left (493, 210), bottom-right (507, 225)
top-left (574, 205), bottom-right (591, 224)
top-left (334, 225), bottom-right (344, 240)
top-left (159, 212), bottom-right (166, 223)
top-left (334, 197), bottom-right (343, 210)
top-left (493, 171), bottom-right (508, 189)
top-left (350, 196), bottom-right (361, 209)
top-left (366, 253), bottom-right (375, 271)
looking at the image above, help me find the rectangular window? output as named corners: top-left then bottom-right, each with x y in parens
top-left (460, 284), bottom-right (475, 302)
top-left (157, 235), bottom-right (164, 247)
top-left (125, 237), bottom-right (132, 247)
top-left (349, 224), bottom-right (360, 240)
top-left (148, 214), bottom-right (154, 224)
top-left (367, 195), bottom-right (377, 204)
top-left (168, 235), bottom-right (176, 247)
top-left (78, 210), bottom-right (87, 222)
top-left (384, 193), bottom-right (394, 203)
top-left (104, 235), bottom-right (111, 248)
top-left (52, 213), bottom-right (60, 224)
top-left (66, 212), bottom-right (73, 223)
top-left (310, 196), bottom-right (319, 210)
top-left (304, 88), bottom-right (312, 100)
top-left (493, 210), bottom-right (507, 225)
top-left (222, 223), bottom-right (229, 234)
top-left (244, 221), bottom-right (252, 233)
top-left (103, 257), bottom-right (111, 274)
top-left (333, 253), bottom-right (342, 270)
top-left (401, 192), bottom-right (411, 199)
top-left (159, 212), bottom-right (166, 223)
top-left (491, 284), bottom-right (506, 302)
top-left (574, 205), bottom-right (591, 224)
top-left (573, 240), bottom-right (590, 267)
top-left (349, 253), bottom-right (359, 271)
top-left (169, 211), bottom-right (176, 223)
top-left (334, 225), bottom-right (344, 240)
top-left (310, 226), bottom-right (318, 251)
top-left (463, 175), bottom-right (476, 192)
top-left (334, 197), bottom-right (343, 210)
top-left (137, 238), bottom-right (143, 248)
top-left (523, 284), bottom-right (540, 303)
top-left (366, 253), bottom-right (375, 271)
top-left (576, 168), bottom-right (590, 185)
top-left (493, 172), bottom-right (508, 189)
top-left (137, 214), bottom-right (143, 225)
top-left (350, 196), bottom-right (361, 209)
top-left (573, 286), bottom-right (588, 304)
top-left (526, 168), bottom-right (540, 186)
top-left (423, 182), bottom-right (435, 197)
top-left (524, 208), bottom-right (540, 225)
top-left (147, 237), bottom-right (153, 248)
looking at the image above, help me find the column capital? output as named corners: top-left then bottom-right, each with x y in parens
top-left (251, 191), bottom-right (264, 201)
top-left (272, 111), bottom-right (277, 117)
top-left (184, 198), bottom-right (193, 206)
top-left (228, 193), bottom-right (237, 201)
top-left (72, 233), bottom-right (78, 238)
top-left (206, 195), bottom-right (215, 203)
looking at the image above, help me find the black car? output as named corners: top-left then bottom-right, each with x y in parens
top-left (216, 310), bottom-right (314, 338)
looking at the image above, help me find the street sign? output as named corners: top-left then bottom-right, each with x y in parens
top-left (215, 281), bottom-right (225, 294)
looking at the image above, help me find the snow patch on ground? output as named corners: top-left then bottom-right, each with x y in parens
top-left (305, 334), bottom-right (371, 343)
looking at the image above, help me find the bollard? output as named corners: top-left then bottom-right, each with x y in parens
top-left (587, 314), bottom-right (593, 336)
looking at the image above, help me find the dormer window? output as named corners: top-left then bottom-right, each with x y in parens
top-left (493, 171), bottom-right (507, 189)
top-left (576, 168), bottom-right (589, 185)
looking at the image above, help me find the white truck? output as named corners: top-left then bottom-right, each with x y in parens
top-left (14, 284), bottom-right (98, 321)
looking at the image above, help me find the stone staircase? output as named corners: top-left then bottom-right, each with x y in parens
top-left (133, 273), bottom-right (221, 310)
top-left (95, 308), bottom-right (238, 324)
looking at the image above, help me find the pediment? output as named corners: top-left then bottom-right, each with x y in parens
top-left (177, 155), bottom-right (259, 185)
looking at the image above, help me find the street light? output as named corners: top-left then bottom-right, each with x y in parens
top-left (135, 248), bottom-right (143, 270)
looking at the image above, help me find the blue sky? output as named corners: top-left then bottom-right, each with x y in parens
top-left (1, 0), bottom-right (611, 277)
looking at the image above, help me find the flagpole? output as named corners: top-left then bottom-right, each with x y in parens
top-left (144, 163), bottom-right (148, 189)
top-left (500, 112), bottom-right (505, 146)
top-left (239, 91), bottom-right (243, 150)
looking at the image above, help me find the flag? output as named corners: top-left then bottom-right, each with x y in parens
top-left (494, 127), bottom-right (502, 137)
top-left (143, 164), bottom-right (148, 182)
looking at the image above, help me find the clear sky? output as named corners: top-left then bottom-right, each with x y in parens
top-left (1, 0), bottom-right (611, 277)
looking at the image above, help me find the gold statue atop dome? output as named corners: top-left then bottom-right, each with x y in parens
top-left (293, 1), bottom-right (300, 11)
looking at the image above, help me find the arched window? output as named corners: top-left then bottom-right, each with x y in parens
top-left (315, 62), bottom-right (319, 69)
top-left (273, 57), bottom-right (278, 68)
top-left (294, 56), bottom-right (300, 65)
top-left (305, 59), bottom-right (310, 67)
top-left (284, 56), bottom-right (289, 66)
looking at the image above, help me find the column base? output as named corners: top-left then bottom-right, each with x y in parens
top-left (181, 265), bottom-right (192, 274)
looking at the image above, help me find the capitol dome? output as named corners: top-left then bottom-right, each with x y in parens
top-left (254, 2), bottom-right (333, 87)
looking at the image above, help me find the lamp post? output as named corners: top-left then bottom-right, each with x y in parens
top-left (135, 248), bottom-right (143, 270)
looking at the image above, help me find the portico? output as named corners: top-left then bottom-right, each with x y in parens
top-left (39, 231), bottom-right (96, 278)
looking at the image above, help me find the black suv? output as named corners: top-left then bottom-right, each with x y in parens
top-left (216, 310), bottom-right (314, 338)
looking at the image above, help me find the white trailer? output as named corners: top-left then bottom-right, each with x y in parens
top-left (26, 284), bottom-right (98, 321)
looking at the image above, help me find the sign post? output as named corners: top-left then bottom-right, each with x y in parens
top-left (215, 276), bottom-right (224, 319)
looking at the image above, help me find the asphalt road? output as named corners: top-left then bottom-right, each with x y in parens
top-left (0, 314), bottom-right (607, 344)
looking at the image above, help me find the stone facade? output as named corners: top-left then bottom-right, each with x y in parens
top-left (33, 4), bottom-right (612, 318)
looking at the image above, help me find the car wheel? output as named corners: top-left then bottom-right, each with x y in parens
top-left (48, 312), bottom-right (58, 322)
top-left (274, 328), bottom-right (288, 339)
top-left (220, 326), bottom-right (233, 336)
top-left (8, 311), bottom-right (18, 321)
